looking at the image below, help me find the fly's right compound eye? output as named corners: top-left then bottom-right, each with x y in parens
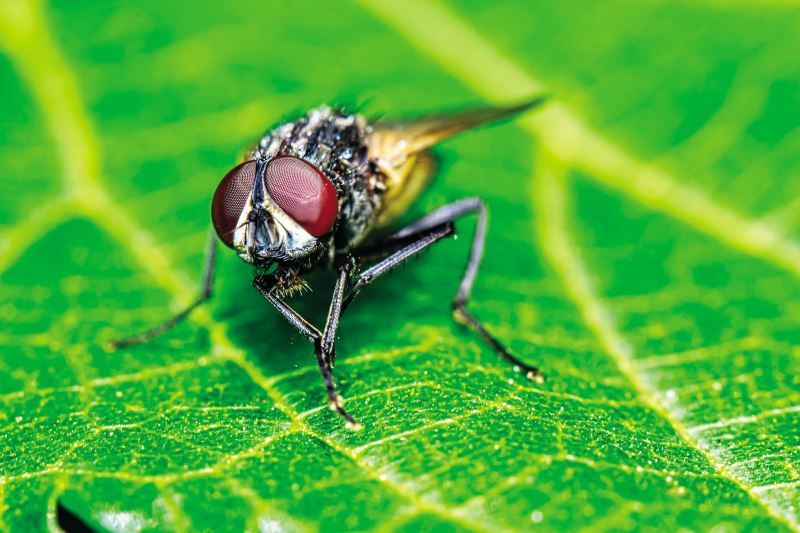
top-left (211, 161), bottom-right (257, 247)
top-left (265, 156), bottom-right (338, 237)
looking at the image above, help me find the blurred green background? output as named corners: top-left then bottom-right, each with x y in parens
top-left (1, 0), bottom-right (799, 531)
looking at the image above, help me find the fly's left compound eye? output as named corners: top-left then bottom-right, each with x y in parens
top-left (211, 161), bottom-right (257, 247)
top-left (265, 156), bottom-right (338, 237)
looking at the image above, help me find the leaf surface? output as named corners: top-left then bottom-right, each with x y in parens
top-left (1, 0), bottom-right (798, 531)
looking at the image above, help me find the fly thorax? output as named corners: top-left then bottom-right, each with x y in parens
top-left (252, 106), bottom-right (384, 251)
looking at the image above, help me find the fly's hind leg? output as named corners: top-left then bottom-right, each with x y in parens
top-left (110, 230), bottom-right (217, 349)
top-left (351, 198), bottom-right (544, 382)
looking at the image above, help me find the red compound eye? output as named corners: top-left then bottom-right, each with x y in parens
top-left (212, 161), bottom-right (256, 248)
top-left (265, 156), bottom-right (338, 237)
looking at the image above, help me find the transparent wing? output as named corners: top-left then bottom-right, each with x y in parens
top-left (367, 96), bottom-right (547, 167)
top-left (367, 96), bottom-right (548, 226)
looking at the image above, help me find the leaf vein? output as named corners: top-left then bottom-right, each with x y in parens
top-left (360, 0), bottom-right (800, 280)
top-left (687, 404), bottom-right (800, 434)
top-left (531, 154), bottom-right (797, 530)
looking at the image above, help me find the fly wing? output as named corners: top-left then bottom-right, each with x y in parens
top-left (368, 96), bottom-right (547, 226)
top-left (368, 97), bottom-right (547, 167)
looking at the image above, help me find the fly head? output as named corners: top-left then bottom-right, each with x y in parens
top-left (211, 154), bottom-right (339, 267)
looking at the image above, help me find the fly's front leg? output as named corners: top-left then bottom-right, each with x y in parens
top-left (111, 230), bottom-right (217, 348)
top-left (253, 274), bottom-right (360, 429)
top-left (321, 256), bottom-right (356, 369)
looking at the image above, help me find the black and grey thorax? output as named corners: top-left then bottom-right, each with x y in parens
top-left (248, 106), bottom-right (385, 263)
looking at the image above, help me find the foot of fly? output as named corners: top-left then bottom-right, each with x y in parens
top-left (328, 393), bottom-right (362, 431)
top-left (452, 302), bottom-right (545, 384)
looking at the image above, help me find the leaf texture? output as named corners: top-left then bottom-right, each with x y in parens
top-left (0, 0), bottom-right (798, 531)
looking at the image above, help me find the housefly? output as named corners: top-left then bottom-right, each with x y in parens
top-left (113, 98), bottom-right (548, 428)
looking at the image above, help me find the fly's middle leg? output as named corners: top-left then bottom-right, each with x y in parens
top-left (351, 198), bottom-right (544, 382)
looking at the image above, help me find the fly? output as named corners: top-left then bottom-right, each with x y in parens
top-left (113, 97), bottom-right (548, 429)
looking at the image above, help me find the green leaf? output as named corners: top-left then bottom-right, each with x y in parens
top-left (1, 0), bottom-right (798, 531)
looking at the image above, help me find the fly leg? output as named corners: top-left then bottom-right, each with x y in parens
top-left (343, 222), bottom-right (455, 309)
top-left (350, 198), bottom-right (544, 382)
top-left (321, 256), bottom-right (357, 370)
top-left (253, 269), bottom-right (360, 428)
top-left (111, 231), bottom-right (217, 348)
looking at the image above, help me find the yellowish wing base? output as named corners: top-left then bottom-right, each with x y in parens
top-left (375, 151), bottom-right (436, 227)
